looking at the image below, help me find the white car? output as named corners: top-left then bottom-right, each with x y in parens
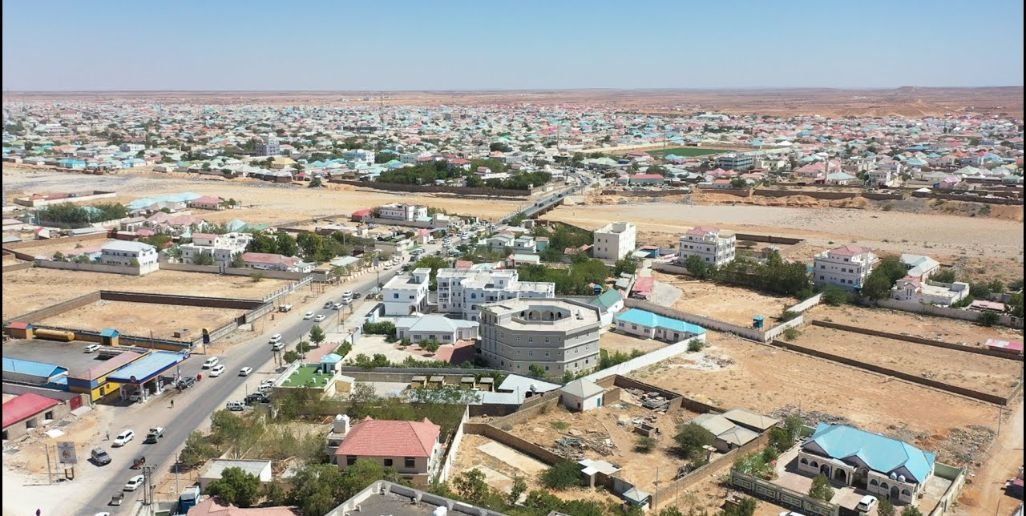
top-left (112, 430), bottom-right (134, 447)
top-left (855, 495), bottom-right (878, 513)
top-left (202, 357), bottom-right (220, 369)
top-left (239, 366), bottom-right (253, 377)
top-left (303, 311), bottom-right (314, 320)
top-left (313, 314), bottom-right (326, 322)
top-left (269, 334), bottom-right (282, 345)
top-left (84, 344), bottom-right (101, 353)
top-left (259, 379), bottom-right (276, 390)
top-left (209, 364), bottom-right (226, 377)
top-left (124, 474), bottom-right (145, 491)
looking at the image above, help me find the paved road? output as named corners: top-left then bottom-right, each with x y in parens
top-left (78, 261), bottom-right (411, 515)
top-left (501, 170), bottom-right (595, 224)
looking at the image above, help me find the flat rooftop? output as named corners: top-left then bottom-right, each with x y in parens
top-left (2, 339), bottom-right (126, 377)
top-left (488, 299), bottom-right (600, 331)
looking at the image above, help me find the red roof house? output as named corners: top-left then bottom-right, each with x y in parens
top-left (2, 393), bottom-right (61, 430)
top-left (335, 418), bottom-right (441, 476)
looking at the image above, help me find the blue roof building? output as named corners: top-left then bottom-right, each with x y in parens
top-left (2, 357), bottom-right (69, 389)
top-left (107, 351), bottom-right (185, 388)
top-left (798, 423), bottom-right (937, 505)
top-left (613, 308), bottom-right (705, 342)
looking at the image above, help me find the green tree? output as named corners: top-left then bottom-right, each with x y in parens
top-left (674, 423), bottom-right (715, 461)
top-left (901, 507), bottom-right (924, 516)
top-left (808, 474), bottom-right (834, 502)
top-left (309, 177), bottom-right (323, 188)
top-left (192, 252), bottom-right (215, 266)
top-left (978, 311), bottom-right (1000, 326)
top-left (453, 468), bottom-right (491, 505)
top-left (275, 232), bottom-right (298, 257)
top-left (635, 436), bottom-right (657, 453)
top-left (509, 476), bottom-right (528, 505)
top-left (878, 499), bottom-right (896, 516)
top-left (206, 466), bottom-right (261, 508)
top-left (540, 461), bottom-right (582, 489)
top-left (684, 255), bottom-right (713, 279)
top-left (309, 325), bottom-right (325, 346)
top-left (528, 364), bottom-right (546, 378)
top-left (288, 464), bottom-right (345, 516)
top-left (283, 350), bottom-right (300, 363)
top-left (179, 430), bottom-right (219, 469)
top-left (821, 285), bottom-right (851, 306)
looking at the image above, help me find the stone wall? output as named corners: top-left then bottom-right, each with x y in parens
top-left (7, 291), bottom-right (101, 323)
top-left (160, 262), bottom-right (309, 281)
top-left (651, 431), bottom-right (772, 510)
top-left (811, 320), bottom-right (1024, 361)
top-left (876, 298), bottom-right (1023, 329)
top-left (728, 469), bottom-right (838, 516)
top-left (35, 259), bottom-right (145, 276)
top-left (624, 298), bottom-right (766, 341)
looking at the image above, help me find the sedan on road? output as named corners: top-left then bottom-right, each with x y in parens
top-left (302, 311), bottom-right (314, 320)
top-left (209, 364), bottom-right (226, 377)
top-left (239, 366), bottom-right (253, 376)
top-left (313, 314), bottom-right (326, 322)
top-left (123, 475), bottom-right (145, 492)
top-left (112, 430), bottom-right (134, 447)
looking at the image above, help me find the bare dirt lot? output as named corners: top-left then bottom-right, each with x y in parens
top-left (653, 273), bottom-right (798, 326)
top-left (36, 299), bottom-right (246, 339)
top-left (2, 267), bottom-right (288, 317)
top-left (631, 334), bottom-right (998, 466)
top-left (2, 167), bottom-right (523, 225)
top-left (600, 330), bottom-right (668, 355)
top-left (506, 400), bottom-right (701, 493)
top-left (790, 325), bottom-right (1022, 397)
top-left (544, 203), bottom-right (1025, 282)
top-left (807, 303), bottom-right (1024, 347)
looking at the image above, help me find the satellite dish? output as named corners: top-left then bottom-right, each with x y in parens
top-left (890, 472), bottom-right (898, 480)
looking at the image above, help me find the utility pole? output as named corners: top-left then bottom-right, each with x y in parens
top-left (45, 443), bottom-right (53, 485)
top-left (175, 453), bottom-right (181, 500)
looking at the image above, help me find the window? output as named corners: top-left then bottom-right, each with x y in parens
top-left (347, 456), bottom-right (357, 466)
top-left (384, 458), bottom-right (393, 467)
top-left (393, 293), bottom-right (399, 299)
top-left (405, 457), bottom-right (415, 468)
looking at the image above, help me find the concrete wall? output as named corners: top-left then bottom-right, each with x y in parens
top-left (733, 233), bottom-right (804, 245)
top-left (463, 423), bottom-right (565, 466)
top-left (161, 262), bottom-right (309, 281)
top-left (911, 191), bottom-right (1024, 205)
top-left (767, 339), bottom-right (1014, 405)
top-left (728, 470), bottom-right (838, 516)
top-left (35, 259), bottom-right (146, 276)
top-left (330, 179), bottom-right (531, 198)
top-left (437, 406), bottom-right (470, 483)
top-left (811, 320), bottom-right (1024, 361)
top-left (2, 261), bottom-right (33, 273)
top-left (624, 298), bottom-right (766, 341)
top-left (786, 293), bottom-right (823, 314)
top-left (651, 431), bottom-right (772, 510)
top-left (754, 189), bottom-right (857, 200)
top-left (3, 232), bottom-right (107, 250)
top-left (100, 290), bottom-right (264, 310)
top-left (876, 298), bottom-right (1023, 329)
top-left (580, 334), bottom-right (707, 383)
top-left (600, 189), bottom-right (693, 197)
top-left (7, 291), bottom-right (101, 323)
top-left (929, 463), bottom-right (967, 516)
top-left (762, 316), bottom-right (806, 342)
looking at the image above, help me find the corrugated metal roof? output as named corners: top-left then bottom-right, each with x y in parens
top-left (2, 393), bottom-right (61, 428)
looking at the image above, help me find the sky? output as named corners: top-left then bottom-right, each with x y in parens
top-left (2, 0), bottom-right (1023, 91)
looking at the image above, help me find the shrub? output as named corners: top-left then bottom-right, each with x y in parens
top-left (821, 285), bottom-right (850, 306)
top-left (540, 461), bottom-right (581, 489)
top-left (687, 340), bottom-right (705, 353)
top-left (809, 474), bottom-right (834, 501)
top-left (978, 311), bottom-right (1000, 327)
top-left (878, 499), bottom-right (896, 516)
top-left (780, 310), bottom-right (800, 322)
top-left (635, 436), bottom-right (657, 453)
top-left (783, 328), bottom-right (800, 341)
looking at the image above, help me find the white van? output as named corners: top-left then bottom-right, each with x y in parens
top-left (202, 357), bottom-right (220, 369)
top-left (341, 291), bottom-right (353, 303)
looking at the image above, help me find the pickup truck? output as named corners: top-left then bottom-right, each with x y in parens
top-left (278, 304), bottom-right (293, 313)
top-left (143, 427), bottom-right (164, 444)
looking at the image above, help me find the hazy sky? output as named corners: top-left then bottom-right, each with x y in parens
top-left (3, 0), bottom-right (1023, 91)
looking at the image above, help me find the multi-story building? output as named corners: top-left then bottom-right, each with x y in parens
top-left (436, 268), bottom-right (555, 321)
top-left (716, 153), bottom-right (754, 171)
top-left (377, 203), bottom-right (428, 222)
top-left (813, 245), bottom-right (879, 291)
top-left (332, 416), bottom-right (443, 482)
top-left (180, 232), bottom-right (253, 266)
top-left (593, 222), bottom-right (636, 261)
top-left (100, 241), bottom-right (159, 275)
top-left (255, 133), bottom-right (280, 157)
top-left (678, 227), bottom-right (736, 268)
top-left (382, 268), bottom-right (431, 316)
top-left (479, 299), bottom-right (601, 379)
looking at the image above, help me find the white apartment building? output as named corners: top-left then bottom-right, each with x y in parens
top-left (180, 232), bottom-right (253, 266)
top-left (813, 245), bottom-right (880, 291)
top-left (436, 268), bottom-right (555, 321)
top-left (256, 133), bottom-right (280, 156)
top-left (378, 203), bottom-right (428, 222)
top-left (678, 227), bottom-right (736, 268)
top-left (479, 299), bottom-right (601, 379)
top-left (593, 222), bottom-right (636, 261)
top-left (382, 268), bottom-right (431, 316)
top-left (100, 241), bottom-right (159, 275)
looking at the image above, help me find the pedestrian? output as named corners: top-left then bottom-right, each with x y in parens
top-left (36, 509), bottom-right (41, 516)
top-left (170, 399), bottom-right (174, 408)
top-left (106, 431), bottom-right (110, 441)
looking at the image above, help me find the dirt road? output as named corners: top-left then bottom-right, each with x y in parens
top-left (957, 397), bottom-right (1024, 516)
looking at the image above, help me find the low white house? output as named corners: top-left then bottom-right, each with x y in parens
top-left (198, 459), bottom-right (273, 490)
top-left (382, 268), bottom-right (431, 316)
top-left (891, 278), bottom-right (970, 307)
top-left (99, 241), bottom-right (159, 275)
top-left (560, 379), bottom-right (605, 412)
top-left (394, 315), bottom-right (479, 344)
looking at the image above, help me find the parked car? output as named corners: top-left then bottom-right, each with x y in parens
top-left (124, 474), bottom-right (145, 492)
top-left (202, 357), bottom-right (220, 369)
top-left (352, 292), bottom-right (362, 300)
top-left (855, 495), bottom-right (878, 513)
top-left (226, 401), bottom-right (244, 411)
top-left (278, 304), bottom-right (293, 313)
top-left (91, 447), bottom-right (112, 466)
top-left (259, 379), bottom-right (276, 390)
top-left (239, 366), bottom-right (253, 376)
top-left (143, 427), bottom-right (164, 444)
top-left (271, 342), bottom-right (285, 351)
top-left (244, 393), bottom-right (270, 405)
top-left (313, 314), bottom-right (326, 322)
top-left (176, 377), bottom-right (196, 390)
top-left (112, 430), bottom-right (135, 447)
top-left (128, 391), bottom-right (144, 403)
top-left (332, 302), bottom-right (343, 310)
top-left (323, 301), bottom-right (334, 309)
top-left (303, 311), bottom-right (314, 320)
top-left (269, 334), bottom-right (282, 345)
top-left (84, 344), bottom-right (101, 353)
top-left (209, 364), bottom-right (226, 377)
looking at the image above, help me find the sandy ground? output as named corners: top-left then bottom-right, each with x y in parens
top-left (507, 400), bottom-right (699, 492)
top-left (452, 433), bottom-right (621, 506)
top-left (630, 334), bottom-right (998, 466)
top-left (2, 167), bottom-right (523, 224)
top-left (790, 325), bottom-right (1023, 397)
top-left (37, 299), bottom-right (247, 340)
top-left (544, 203), bottom-right (1025, 281)
top-left (807, 304), bottom-right (1024, 348)
top-left (2, 267), bottom-right (289, 318)
top-left (655, 273), bottom-right (798, 326)
top-left (953, 397), bottom-right (1024, 516)
top-left (600, 330), bottom-right (668, 355)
